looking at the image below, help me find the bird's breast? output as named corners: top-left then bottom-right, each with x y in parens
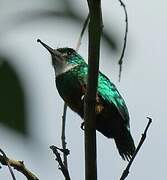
top-left (55, 71), bottom-right (84, 117)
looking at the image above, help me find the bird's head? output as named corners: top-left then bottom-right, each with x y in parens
top-left (37, 39), bottom-right (84, 76)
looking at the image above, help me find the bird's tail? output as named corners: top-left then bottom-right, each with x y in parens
top-left (114, 130), bottom-right (136, 161)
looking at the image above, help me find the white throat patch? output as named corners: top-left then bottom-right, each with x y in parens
top-left (54, 63), bottom-right (78, 76)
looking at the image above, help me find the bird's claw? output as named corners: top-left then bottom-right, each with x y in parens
top-left (80, 122), bottom-right (85, 130)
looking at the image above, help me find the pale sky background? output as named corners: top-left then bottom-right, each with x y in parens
top-left (0, 0), bottom-right (166, 179)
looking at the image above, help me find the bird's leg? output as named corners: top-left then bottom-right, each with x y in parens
top-left (80, 91), bottom-right (99, 131)
top-left (80, 94), bottom-right (85, 131)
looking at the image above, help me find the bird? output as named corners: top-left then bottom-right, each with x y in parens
top-left (37, 39), bottom-right (135, 161)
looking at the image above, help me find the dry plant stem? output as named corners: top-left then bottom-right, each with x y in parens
top-left (76, 14), bottom-right (90, 51)
top-left (0, 149), bottom-right (16, 180)
top-left (120, 117), bottom-right (152, 180)
top-left (85, 1), bottom-right (103, 180)
top-left (50, 146), bottom-right (71, 180)
top-left (0, 152), bottom-right (39, 180)
top-left (118, 0), bottom-right (128, 82)
top-left (61, 103), bottom-right (68, 168)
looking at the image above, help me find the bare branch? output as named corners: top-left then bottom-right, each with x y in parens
top-left (50, 104), bottom-right (70, 179)
top-left (0, 149), bottom-right (16, 180)
top-left (118, 0), bottom-right (128, 81)
top-left (52, 146), bottom-right (70, 156)
top-left (50, 145), bottom-right (71, 180)
top-left (120, 117), bottom-right (152, 180)
top-left (76, 14), bottom-right (90, 51)
top-left (0, 149), bottom-right (39, 180)
top-left (61, 103), bottom-right (68, 169)
top-left (84, 1), bottom-right (103, 180)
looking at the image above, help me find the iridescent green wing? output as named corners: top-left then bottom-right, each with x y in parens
top-left (97, 72), bottom-right (130, 125)
top-left (76, 62), bottom-right (130, 125)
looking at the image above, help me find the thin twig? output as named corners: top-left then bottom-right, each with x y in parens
top-left (52, 146), bottom-right (69, 156)
top-left (118, 0), bottom-right (128, 82)
top-left (0, 149), bottom-right (16, 180)
top-left (76, 14), bottom-right (90, 51)
top-left (50, 145), bottom-right (71, 180)
top-left (0, 150), bottom-right (39, 180)
top-left (120, 117), bottom-right (152, 180)
top-left (61, 103), bottom-right (68, 168)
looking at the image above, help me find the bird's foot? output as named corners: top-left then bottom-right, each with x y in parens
top-left (80, 122), bottom-right (85, 131)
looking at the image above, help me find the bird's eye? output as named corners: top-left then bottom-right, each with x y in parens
top-left (62, 51), bottom-right (72, 57)
top-left (67, 51), bottom-right (72, 56)
top-left (62, 53), bottom-right (68, 57)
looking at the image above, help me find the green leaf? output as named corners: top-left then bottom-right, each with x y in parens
top-left (0, 59), bottom-right (27, 135)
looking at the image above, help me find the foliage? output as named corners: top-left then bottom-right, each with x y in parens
top-left (0, 60), bottom-right (26, 134)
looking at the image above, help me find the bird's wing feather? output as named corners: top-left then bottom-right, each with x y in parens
top-left (97, 72), bottom-right (130, 126)
top-left (77, 65), bottom-right (130, 126)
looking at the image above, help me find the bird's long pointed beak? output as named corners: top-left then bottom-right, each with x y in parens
top-left (37, 39), bottom-right (55, 55)
top-left (37, 39), bottom-right (62, 58)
